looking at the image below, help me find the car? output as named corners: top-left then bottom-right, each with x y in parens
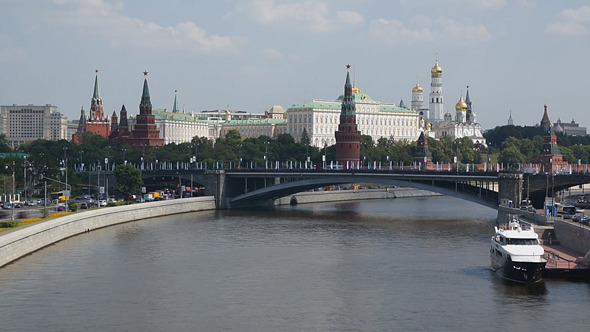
top-left (2, 203), bottom-right (14, 209)
top-left (56, 205), bottom-right (65, 211)
top-left (98, 200), bottom-right (107, 207)
top-left (79, 202), bottom-right (88, 209)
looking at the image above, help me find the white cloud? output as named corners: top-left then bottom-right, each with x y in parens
top-left (518, 0), bottom-right (536, 8)
top-left (43, 0), bottom-right (246, 53)
top-left (261, 48), bottom-right (283, 60)
top-left (368, 16), bottom-right (490, 44)
top-left (475, 0), bottom-right (507, 10)
top-left (236, 0), bottom-right (364, 32)
top-left (369, 18), bottom-right (434, 43)
top-left (0, 34), bottom-right (26, 61)
top-left (440, 0), bottom-right (506, 10)
top-left (546, 21), bottom-right (587, 37)
top-left (546, 6), bottom-right (590, 36)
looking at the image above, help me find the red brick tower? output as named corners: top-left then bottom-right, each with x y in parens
top-left (128, 72), bottom-right (163, 148)
top-left (335, 65), bottom-right (361, 168)
top-left (85, 70), bottom-right (111, 137)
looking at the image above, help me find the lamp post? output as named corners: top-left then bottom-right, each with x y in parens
top-left (5, 161), bottom-right (15, 220)
top-left (551, 158), bottom-right (554, 217)
top-left (264, 141), bottom-right (269, 169)
top-left (63, 147), bottom-right (68, 212)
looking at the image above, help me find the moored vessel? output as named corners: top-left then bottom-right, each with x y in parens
top-left (490, 219), bottom-right (546, 283)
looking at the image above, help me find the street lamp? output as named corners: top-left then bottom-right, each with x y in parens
top-left (63, 147), bottom-right (68, 212)
top-left (5, 161), bottom-right (15, 220)
top-left (264, 141), bottom-right (269, 169)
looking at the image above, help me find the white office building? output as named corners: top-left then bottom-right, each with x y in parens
top-left (0, 104), bottom-right (68, 147)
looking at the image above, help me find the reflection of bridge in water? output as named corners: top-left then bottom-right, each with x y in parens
top-left (98, 168), bottom-right (590, 210)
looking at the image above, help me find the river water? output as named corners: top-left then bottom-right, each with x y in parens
top-left (0, 196), bottom-right (589, 331)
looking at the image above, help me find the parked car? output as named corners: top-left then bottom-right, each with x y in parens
top-left (79, 202), bottom-right (88, 209)
top-left (98, 200), bottom-right (107, 207)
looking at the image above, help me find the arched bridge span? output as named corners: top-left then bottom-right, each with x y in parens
top-left (224, 171), bottom-right (501, 209)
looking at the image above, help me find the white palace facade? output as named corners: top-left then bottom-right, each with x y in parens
top-left (287, 84), bottom-right (420, 148)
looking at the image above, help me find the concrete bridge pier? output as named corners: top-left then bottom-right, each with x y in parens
top-left (497, 173), bottom-right (523, 208)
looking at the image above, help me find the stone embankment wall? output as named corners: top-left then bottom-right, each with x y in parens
top-left (0, 197), bottom-right (216, 268)
top-left (553, 220), bottom-right (590, 254)
top-left (278, 187), bottom-right (439, 205)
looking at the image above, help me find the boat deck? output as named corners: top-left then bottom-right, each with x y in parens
top-left (542, 244), bottom-right (590, 280)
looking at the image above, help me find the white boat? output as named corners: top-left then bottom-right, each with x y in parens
top-left (490, 219), bottom-right (546, 283)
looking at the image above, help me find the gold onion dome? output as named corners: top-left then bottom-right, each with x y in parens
top-left (412, 83), bottom-right (423, 92)
top-left (352, 83), bottom-right (361, 94)
top-left (455, 96), bottom-right (467, 110)
top-left (431, 61), bottom-right (442, 74)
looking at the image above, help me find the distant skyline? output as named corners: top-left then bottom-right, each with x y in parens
top-left (1, 0), bottom-right (590, 131)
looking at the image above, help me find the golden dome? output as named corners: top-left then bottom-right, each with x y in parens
top-left (455, 96), bottom-right (467, 111)
top-left (431, 61), bottom-right (442, 75)
top-left (412, 82), bottom-right (423, 92)
top-left (352, 83), bottom-right (361, 94)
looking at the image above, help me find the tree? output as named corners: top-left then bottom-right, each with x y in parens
top-left (114, 164), bottom-right (143, 199)
top-left (300, 128), bottom-right (310, 146)
top-left (498, 146), bottom-right (525, 166)
top-left (0, 134), bottom-right (11, 153)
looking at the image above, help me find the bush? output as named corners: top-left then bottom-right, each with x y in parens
top-left (0, 220), bottom-right (20, 228)
top-left (68, 200), bottom-right (78, 212)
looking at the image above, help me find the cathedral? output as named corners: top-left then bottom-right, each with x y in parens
top-left (412, 58), bottom-right (486, 147)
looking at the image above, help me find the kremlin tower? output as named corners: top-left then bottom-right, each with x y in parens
top-left (126, 72), bottom-right (164, 148)
top-left (540, 104), bottom-right (551, 132)
top-left (429, 56), bottom-right (444, 122)
top-left (72, 70), bottom-right (111, 144)
top-left (334, 65), bottom-right (361, 169)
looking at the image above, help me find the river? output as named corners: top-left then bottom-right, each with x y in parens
top-left (0, 196), bottom-right (589, 331)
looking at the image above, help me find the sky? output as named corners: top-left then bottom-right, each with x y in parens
top-left (1, 0), bottom-right (590, 131)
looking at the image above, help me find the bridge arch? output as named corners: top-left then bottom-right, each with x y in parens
top-left (229, 175), bottom-right (499, 209)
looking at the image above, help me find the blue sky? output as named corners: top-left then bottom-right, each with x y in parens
top-left (1, 0), bottom-right (589, 131)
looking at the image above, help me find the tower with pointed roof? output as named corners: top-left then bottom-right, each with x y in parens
top-left (540, 104), bottom-right (551, 132)
top-left (127, 72), bottom-right (164, 148)
top-left (414, 132), bottom-right (432, 169)
top-left (72, 70), bottom-right (111, 144)
top-left (172, 89), bottom-right (179, 113)
top-left (507, 110), bottom-right (514, 126)
top-left (334, 65), bottom-right (361, 168)
top-left (429, 56), bottom-right (444, 122)
top-left (538, 127), bottom-right (567, 172)
top-left (465, 86), bottom-right (476, 123)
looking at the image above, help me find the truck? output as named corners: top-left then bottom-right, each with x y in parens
top-left (148, 191), bottom-right (161, 201)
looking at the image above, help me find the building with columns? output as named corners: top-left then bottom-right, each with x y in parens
top-left (287, 82), bottom-right (419, 148)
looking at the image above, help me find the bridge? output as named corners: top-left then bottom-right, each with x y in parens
top-left (96, 167), bottom-right (590, 210)
top-left (111, 168), bottom-right (558, 210)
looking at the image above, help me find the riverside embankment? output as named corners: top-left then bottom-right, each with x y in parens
top-left (0, 196), bottom-right (216, 267)
top-left (278, 187), bottom-right (440, 205)
top-left (0, 188), bottom-right (439, 268)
